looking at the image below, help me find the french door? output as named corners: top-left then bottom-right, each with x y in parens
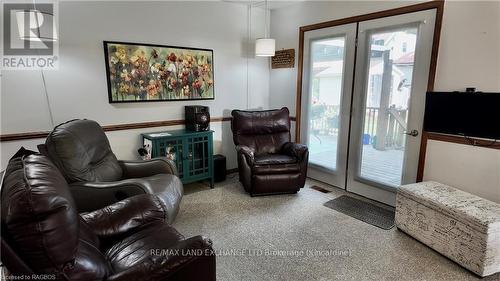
top-left (301, 9), bottom-right (437, 206)
top-left (300, 23), bottom-right (357, 188)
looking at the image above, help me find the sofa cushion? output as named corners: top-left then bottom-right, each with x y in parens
top-left (253, 164), bottom-right (300, 175)
top-left (45, 119), bottom-right (123, 183)
top-left (67, 239), bottom-right (110, 280)
top-left (254, 154), bottom-right (297, 165)
top-left (105, 223), bottom-right (184, 273)
top-left (253, 154), bottom-right (299, 175)
top-left (231, 108), bottom-right (291, 155)
top-left (0, 148), bottom-right (79, 273)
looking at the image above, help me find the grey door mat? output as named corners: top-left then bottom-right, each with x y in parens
top-left (323, 195), bottom-right (395, 230)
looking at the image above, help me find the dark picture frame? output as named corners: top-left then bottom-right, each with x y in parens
top-left (104, 41), bottom-right (215, 103)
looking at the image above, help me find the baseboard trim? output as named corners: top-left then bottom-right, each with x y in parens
top-left (226, 168), bottom-right (238, 175)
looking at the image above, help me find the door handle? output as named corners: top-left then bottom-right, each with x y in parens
top-left (403, 129), bottom-right (419, 137)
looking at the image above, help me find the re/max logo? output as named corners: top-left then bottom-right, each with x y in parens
top-left (150, 249), bottom-right (212, 256)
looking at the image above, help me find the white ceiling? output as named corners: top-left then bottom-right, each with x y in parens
top-left (222, 0), bottom-right (306, 10)
top-left (57, 0), bottom-right (305, 10)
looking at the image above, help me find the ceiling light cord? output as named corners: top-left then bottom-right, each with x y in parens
top-left (264, 0), bottom-right (268, 38)
top-left (247, 4), bottom-right (251, 109)
top-left (33, 0), bottom-right (55, 128)
top-left (40, 69), bottom-right (55, 127)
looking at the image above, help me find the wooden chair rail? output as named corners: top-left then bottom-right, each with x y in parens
top-left (416, 131), bottom-right (500, 181)
top-left (0, 116), bottom-right (296, 142)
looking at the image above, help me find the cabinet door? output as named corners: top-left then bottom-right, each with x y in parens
top-left (186, 135), bottom-right (210, 180)
top-left (157, 138), bottom-right (184, 179)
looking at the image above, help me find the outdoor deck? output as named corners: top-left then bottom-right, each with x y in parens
top-left (309, 134), bottom-right (403, 187)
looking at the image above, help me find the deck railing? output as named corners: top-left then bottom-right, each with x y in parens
top-left (309, 105), bottom-right (340, 136)
top-left (364, 107), bottom-right (408, 149)
top-left (310, 105), bottom-right (408, 150)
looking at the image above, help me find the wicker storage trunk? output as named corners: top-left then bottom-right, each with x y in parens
top-left (395, 181), bottom-right (500, 277)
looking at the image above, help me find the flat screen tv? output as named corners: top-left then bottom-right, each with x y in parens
top-left (424, 92), bottom-right (500, 140)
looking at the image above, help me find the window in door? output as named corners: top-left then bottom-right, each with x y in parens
top-left (358, 27), bottom-right (418, 187)
top-left (307, 37), bottom-right (346, 171)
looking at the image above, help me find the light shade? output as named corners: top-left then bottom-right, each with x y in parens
top-left (255, 38), bottom-right (275, 57)
top-left (16, 10), bottom-right (57, 41)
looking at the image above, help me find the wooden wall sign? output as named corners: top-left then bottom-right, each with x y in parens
top-left (272, 49), bottom-right (295, 69)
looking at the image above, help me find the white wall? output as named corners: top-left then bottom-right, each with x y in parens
top-left (269, 1), bottom-right (500, 202)
top-left (424, 140), bottom-right (500, 203)
top-left (423, 1), bottom-right (500, 203)
top-left (0, 1), bottom-right (270, 170)
top-left (434, 1), bottom-right (500, 92)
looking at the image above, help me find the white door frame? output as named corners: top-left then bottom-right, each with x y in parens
top-left (296, 3), bottom-right (443, 206)
top-left (347, 9), bottom-right (437, 206)
top-left (300, 23), bottom-right (357, 188)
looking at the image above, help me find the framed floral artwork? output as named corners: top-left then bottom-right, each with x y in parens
top-left (104, 41), bottom-right (214, 103)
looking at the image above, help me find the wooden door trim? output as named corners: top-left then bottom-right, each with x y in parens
top-left (295, 1), bottom-right (445, 183)
top-left (296, 0), bottom-right (444, 141)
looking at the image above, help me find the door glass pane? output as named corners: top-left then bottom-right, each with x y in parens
top-left (359, 27), bottom-right (418, 187)
top-left (159, 139), bottom-right (183, 178)
top-left (188, 137), bottom-right (209, 177)
top-left (308, 36), bottom-right (345, 171)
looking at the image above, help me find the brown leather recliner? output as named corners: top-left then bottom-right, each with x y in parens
top-left (0, 148), bottom-right (215, 281)
top-left (40, 119), bottom-right (183, 223)
top-left (231, 107), bottom-right (309, 196)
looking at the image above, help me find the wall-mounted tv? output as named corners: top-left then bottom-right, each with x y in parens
top-left (424, 92), bottom-right (500, 140)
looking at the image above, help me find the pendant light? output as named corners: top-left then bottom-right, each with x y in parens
top-left (255, 0), bottom-right (275, 57)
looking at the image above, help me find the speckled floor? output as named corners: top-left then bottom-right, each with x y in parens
top-left (173, 176), bottom-right (500, 281)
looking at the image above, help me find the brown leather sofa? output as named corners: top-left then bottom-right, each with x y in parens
top-left (40, 119), bottom-right (183, 223)
top-left (231, 107), bottom-right (309, 196)
top-left (1, 148), bottom-right (215, 281)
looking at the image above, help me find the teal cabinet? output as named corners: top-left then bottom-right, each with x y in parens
top-left (142, 130), bottom-right (214, 188)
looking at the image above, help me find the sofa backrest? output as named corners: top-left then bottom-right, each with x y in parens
top-left (0, 148), bottom-right (79, 274)
top-left (45, 119), bottom-right (122, 183)
top-left (231, 107), bottom-right (291, 155)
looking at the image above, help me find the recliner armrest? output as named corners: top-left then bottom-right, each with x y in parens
top-left (235, 145), bottom-right (255, 165)
top-left (118, 157), bottom-right (178, 178)
top-left (69, 179), bottom-right (156, 212)
top-left (80, 194), bottom-right (167, 239)
top-left (282, 142), bottom-right (308, 161)
top-left (70, 174), bottom-right (183, 223)
top-left (106, 236), bottom-right (216, 281)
